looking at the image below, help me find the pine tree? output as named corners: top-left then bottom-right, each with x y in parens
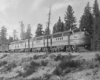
top-left (93, 0), bottom-right (100, 18)
top-left (64, 5), bottom-right (76, 31)
top-left (45, 26), bottom-right (50, 35)
top-left (20, 21), bottom-right (26, 40)
top-left (61, 22), bottom-right (64, 32)
top-left (53, 23), bottom-right (57, 33)
top-left (56, 17), bottom-right (64, 32)
top-left (13, 30), bottom-right (18, 41)
top-left (79, 2), bottom-right (93, 35)
top-left (93, 0), bottom-right (100, 35)
top-left (25, 24), bottom-right (32, 39)
top-left (35, 23), bottom-right (43, 37)
top-left (0, 26), bottom-right (8, 44)
top-left (8, 36), bottom-right (13, 43)
top-left (91, 0), bottom-right (100, 51)
top-left (53, 17), bottom-right (64, 33)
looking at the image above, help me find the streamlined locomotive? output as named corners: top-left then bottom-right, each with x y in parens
top-left (8, 29), bottom-right (90, 53)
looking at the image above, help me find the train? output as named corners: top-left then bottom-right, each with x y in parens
top-left (0, 29), bottom-right (91, 53)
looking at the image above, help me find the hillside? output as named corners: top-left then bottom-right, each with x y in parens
top-left (0, 52), bottom-right (100, 80)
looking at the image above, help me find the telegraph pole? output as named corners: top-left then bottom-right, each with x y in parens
top-left (46, 6), bottom-right (51, 53)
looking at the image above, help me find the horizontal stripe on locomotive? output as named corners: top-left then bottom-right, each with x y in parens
top-left (52, 38), bottom-right (86, 44)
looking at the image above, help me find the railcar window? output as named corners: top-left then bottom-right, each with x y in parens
top-left (53, 33), bottom-right (62, 38)
top-left (60, 38), bottom-right (63, 40)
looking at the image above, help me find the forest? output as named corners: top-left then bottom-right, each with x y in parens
top-left (0, 0), bottom-right (100, 51)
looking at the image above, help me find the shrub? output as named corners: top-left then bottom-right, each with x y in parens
top-left (30, 61), bottom-right (40, 67)
top-left (49, 54), bottom-right (56, 59)
top-left (0, 61), bottom-right (7, 67)
top-left (5, 62), bottom-right (17, 71)
top-left (17, 71), bottom-right (23, 76)
top-left (95, 54), bottom-right (100, 62)
top-left (64, 68), bottom-right (72, 74)
top-left (33, 55), bottom-right (40, 60)
top-left (53, 67), bottom-right (62, 76)
top-left (59, 60), bottom-right (81, 70)
top-left (43, 74), bottom-right (51, 80)
top-left (54, 59), bottom-right (82, 75)
top-left (41, 55), bottom-right (48, 59)
top-left (31, 77), bottom-right (42, 80)
top-left (0, 54), bottom-right (7, 59)
top-left (23, 61), bottom-right (40, 77)
top-left (85, 60), bottom-right (100, 69)
top-left (54, 54), bottom-right (62, 61)
top-left (41, 60), bottom-right (48, 66)
top-left (54, 54), bottom-right (74, 61)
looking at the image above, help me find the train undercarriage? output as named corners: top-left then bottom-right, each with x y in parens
top-left (9, 44), bottom-right (90, 53)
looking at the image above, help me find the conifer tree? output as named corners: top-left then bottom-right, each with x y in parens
top-left (20, 21), bottom-right (26, 40)
top-left (13, 30), bottom-right (18, 41)
top-left (44, 26), bottom-right (50, 35)
top-left (0, 26), bottom-right (8, 44)
top-left (64, 5), bottom-right (76, 31)
top-left (25, 24), bottom-right (32, 39)
top-left (53, 17), bottom-right (64, 33)
top-left (53, 23), bottom-right (57, 33)
top-left (79, 2), bottom-right (93, 35)
top-left (56, 17), bottom-right (64, 32)
top-left (91, 0), bottom-right (100, 51)
top-left (35, 23), bottom-right (43, 37)
top-left (8, 36), bottom-right (13, 43)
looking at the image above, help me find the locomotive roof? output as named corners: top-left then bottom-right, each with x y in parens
top-left (10, 39), bottom-right (28, 44)
top-left (33, 29), bottom-right (73, 39)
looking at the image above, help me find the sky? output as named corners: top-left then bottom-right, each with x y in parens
top-left (0, 0), bottom-right (100, 38)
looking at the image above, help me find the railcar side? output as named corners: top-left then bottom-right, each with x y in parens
top-left (9, 39), bottom-right (29, 52)
top-left (9, 42), bottom-right (16, 52)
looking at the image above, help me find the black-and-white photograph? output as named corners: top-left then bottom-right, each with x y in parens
top-left (0, 0), bottom-right (100, 80)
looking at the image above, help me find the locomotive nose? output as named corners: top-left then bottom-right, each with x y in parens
top-left (70, 32), bottom-right (90, 46)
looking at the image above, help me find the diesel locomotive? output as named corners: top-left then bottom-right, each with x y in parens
top-left (7, 29), bottom-right (90, 53)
